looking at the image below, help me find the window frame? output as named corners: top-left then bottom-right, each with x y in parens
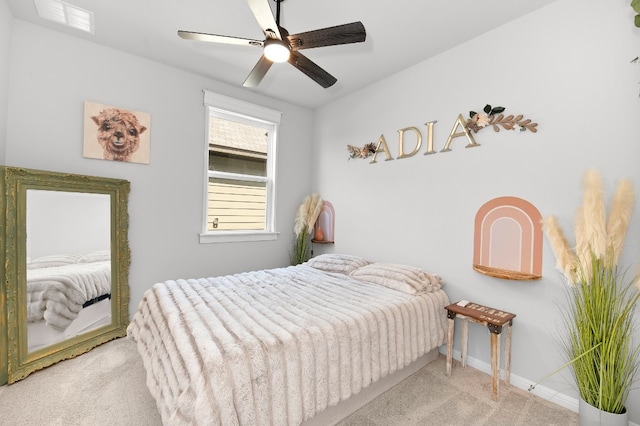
top-left (200, 90), bottom-right (281, 243)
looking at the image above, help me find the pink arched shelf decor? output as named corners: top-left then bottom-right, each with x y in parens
top-left (473, 196), bottom-right (543, 280)
top-left (312, 201), bottom-right (335, 244)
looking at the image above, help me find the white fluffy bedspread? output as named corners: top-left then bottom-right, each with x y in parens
top-left (27, 260), bottom-right (111, 330)
top-left (127, 264), bottom-right (449, 426)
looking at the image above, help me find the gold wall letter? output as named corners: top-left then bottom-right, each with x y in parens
top-left (397, 127), bottom-right (422, 159)
top-left (423, 121), bottom-right (437, 156)
top-left (370, 135), bottom-right (394, 164)
top-left (441, 114), bottom-right (480, 152)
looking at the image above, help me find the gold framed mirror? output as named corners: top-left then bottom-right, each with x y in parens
top-left (0, 166), bottom-right (130, 384)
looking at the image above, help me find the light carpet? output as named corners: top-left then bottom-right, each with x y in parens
top-left (0, 337), bottom-right (577, 425)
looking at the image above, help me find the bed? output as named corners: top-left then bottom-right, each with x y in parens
top-left (127, 254), bottom-right (450, 426)
top-left (26, 251), bottom-right (112, 351)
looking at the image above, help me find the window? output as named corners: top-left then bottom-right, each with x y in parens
top-left (201, 91), bottom-right (281, 243)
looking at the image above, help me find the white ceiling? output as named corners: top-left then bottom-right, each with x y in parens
top-left (6, 0), bottom-right (558, 109)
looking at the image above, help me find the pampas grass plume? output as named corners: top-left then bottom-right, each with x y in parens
top-left (606, 179), bottom-right (634, 267)
top-left (580, 169), bottom-right (607, 259)
top-left (294, 196), bottom-right (309, 236)
top-left (543, 215), bottom-right (578, 284)
top-left (574, 206), bottom-right (587, 268)
top-left (305, 193), bottom-right (324, 232)
top-left (574, 206), bottom-right (592, 282)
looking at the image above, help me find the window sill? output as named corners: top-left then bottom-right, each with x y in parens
top-left (199, 231), bottom-right (279, 244)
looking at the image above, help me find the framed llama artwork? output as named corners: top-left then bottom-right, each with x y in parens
top-left (83, 101), bottom-right (151, 164)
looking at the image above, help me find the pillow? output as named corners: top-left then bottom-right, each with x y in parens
top-left (350, 262), bottom-right (443, 294)
top-left (26, 253), bottom-right (83, 269)
top-left (78, 250), bottom-right (111, 263)
top-left (306, 253), bottom-right (372, 275)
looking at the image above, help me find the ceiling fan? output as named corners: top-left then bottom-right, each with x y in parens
top-left (178, 0), bottom-right (366, 88)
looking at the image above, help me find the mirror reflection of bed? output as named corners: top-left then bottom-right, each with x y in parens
top-left (26, 189), bottom-right (112, 352)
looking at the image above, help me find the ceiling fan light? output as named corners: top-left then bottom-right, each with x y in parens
top-left (264, 39), bottom-right (290, 63)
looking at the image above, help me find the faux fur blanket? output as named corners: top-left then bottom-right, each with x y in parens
top-left (128, 264), bottom-right (449, 426)
top-left (27, 260), bottom-right (111, 330)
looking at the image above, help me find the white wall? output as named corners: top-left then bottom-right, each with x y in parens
top-left (313, 0), bottom-right (640, 421)
top-left (26, 190), bottom-right (110, 259)
top-left (4, 19), bottom-right (315, 317)
top-left (0, 0), bottom-right (12, 163)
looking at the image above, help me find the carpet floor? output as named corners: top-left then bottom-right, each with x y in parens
top-left (0, 337), bottom-right (577, 425)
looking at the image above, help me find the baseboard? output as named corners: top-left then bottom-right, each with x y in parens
top-left (443, 348), bottom-right (640, 426)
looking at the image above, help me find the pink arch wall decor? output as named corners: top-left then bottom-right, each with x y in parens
top-left (313, 201), bottom-right (335, 243)
top-left (473, 196), bottom-right (543, 280)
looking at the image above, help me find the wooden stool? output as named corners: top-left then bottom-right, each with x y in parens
top-left (444, 301), bottom-right (515, 401)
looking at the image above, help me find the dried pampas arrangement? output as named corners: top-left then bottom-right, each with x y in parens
top-left (544, 169), bottom-right (634, 283)
top-left (538, 169), bottom-right (640, 415)
top-left (291, 193), bottom-right (323, 265)
top-left (294, 193), bottom-right (323, 237)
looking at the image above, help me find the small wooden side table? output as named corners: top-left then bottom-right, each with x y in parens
top-left (444, 301), bottom-right (516, 401)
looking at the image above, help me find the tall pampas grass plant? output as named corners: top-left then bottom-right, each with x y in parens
top-left (290, 193), bottom-right (323, 265)
top-left (537, 169), bottom-right (640, 415)
top-left (565, 255), bottom-right (640, 415)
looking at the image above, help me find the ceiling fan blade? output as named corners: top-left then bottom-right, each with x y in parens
top-left (247, 0), bottom-right (282, 40)
top-left (288, 51), bottom-right (337, 88)
top-left (178, 30), bottom-right (263, 47)
top-left (243, 55), bottom-right (273, 87)
top-left (288, 21), bottom-right (366, 50)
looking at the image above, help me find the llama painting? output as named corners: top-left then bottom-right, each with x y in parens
top-left (83, 101), bottom-right (151, 164)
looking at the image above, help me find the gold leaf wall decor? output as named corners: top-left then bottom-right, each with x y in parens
top-left (468, 104), bottom-right (538, 133)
